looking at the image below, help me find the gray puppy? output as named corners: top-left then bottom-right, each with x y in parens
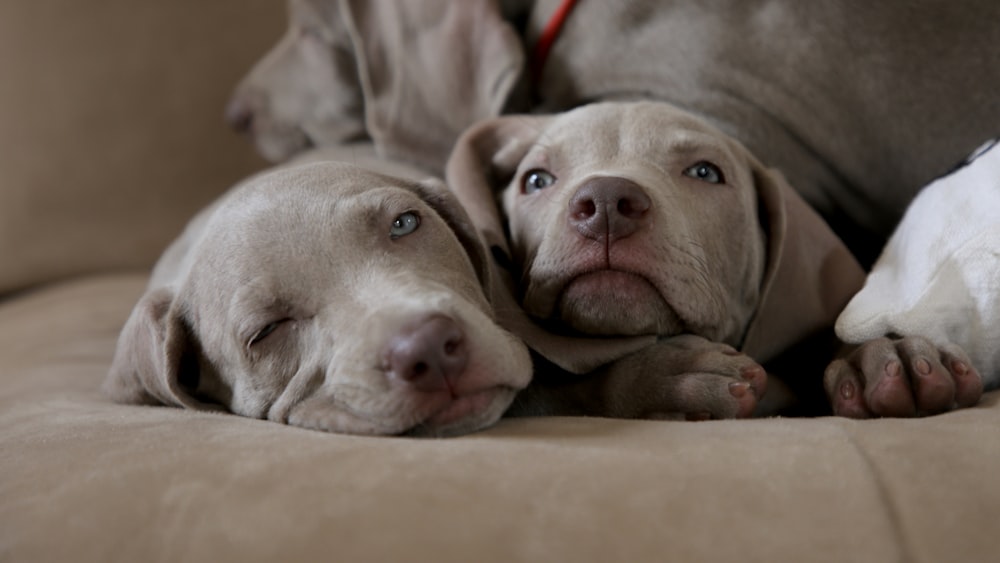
top-left (106, 160), bottom-right (533, 436)
top-left (447, 101), bottom-right (985, 418)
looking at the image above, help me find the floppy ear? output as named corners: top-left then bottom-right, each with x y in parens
top-left (103, 287), bottom-right (222, 411)
top-left (341, 0), bottom-right (524, 173)
top-left (445, 114), bottom-right (554, 265)
top-left (411, 178), bottom-right (494, 295)
top-left (446, 115), bottom-right (656, 374)
top-left (740, 161), bottom-right (867, 364)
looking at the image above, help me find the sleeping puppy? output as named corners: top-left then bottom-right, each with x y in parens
top-left (447, 101), bottom-right (985, 417)
top-left (105, 159), bottom-right (533, 436)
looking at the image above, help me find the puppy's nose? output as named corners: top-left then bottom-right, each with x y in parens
top-left (568, 177), bottom-right (651, 241)
top-left (383, 315), bottom-right (468, 393)
top-left (224, 95), bottom-right (255, 134)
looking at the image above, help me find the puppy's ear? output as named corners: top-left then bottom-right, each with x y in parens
top-left (741, 161), bottom-right (866, 364)
top-left (103, 287), bottom-right (221, 411)
top-left (446, 114), bottom-right (553, 263)
top-left (412, 178), bottom-right (493, 295)
top-left (341, 0), bottom-right (524, 173)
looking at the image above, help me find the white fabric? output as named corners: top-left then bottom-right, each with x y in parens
top-left (836, 139), bottom-right (1000, 387)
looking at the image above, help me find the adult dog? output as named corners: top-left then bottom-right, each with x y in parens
top-left (226, 0), bottom-right (1000, 265)
top-left (447, 101), bottom-right (985, 417)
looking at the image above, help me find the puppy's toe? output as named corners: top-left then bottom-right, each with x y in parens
top-left (650, 373), bottom-right (759, 420)
top-left (845, 337), bottom-right (915, 417)
top-left (824, 359), bottom-right (872, 419)
top-left (939, 343), bottom-right (984, 408)
top-left (726, 379), bottom-right (759, 418)
top-left (865, 358), bottom-right (918, 417)
top-left (677, 340), bottom-right (768, 401)
top-left (897, 337), bottom-right (955, 414)
top-left (739, 364), bottom-right (768, 400)
top-left (627, 336), bottom-right (766, 420)
top-left (829, 336), bottom-right (984, 419)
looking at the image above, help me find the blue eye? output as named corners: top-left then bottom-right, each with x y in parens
top-left (683, 161), bottom-right (725, 184)
top-left (390, 211), bottom-right (420, 238)
top-left (523, 169), bottom-right (556, 194)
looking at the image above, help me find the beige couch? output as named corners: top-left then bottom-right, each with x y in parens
top-left (2, 2), bottom-right (998, 561)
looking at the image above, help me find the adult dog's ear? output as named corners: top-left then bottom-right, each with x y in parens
top-left (341, 0), bottom-right (524, 174)
top-left (741, 160), bottom-right (866, 364)
top-left (103, 287), bottom-right (222, 411)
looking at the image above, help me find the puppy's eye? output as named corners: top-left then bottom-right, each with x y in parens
top-left (683, 161), bottom-right (725, 184)
top-left (522, 169), bottom-right (557, 194)
top-left (390, 211), bottom-right (421, 238)
top-left (249, 319), bottom-right (289, 348)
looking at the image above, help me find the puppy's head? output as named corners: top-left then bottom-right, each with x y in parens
top-left (106, 162), bottom-right (532, 437)
top-left (447, 101), bottom-right (863, 364)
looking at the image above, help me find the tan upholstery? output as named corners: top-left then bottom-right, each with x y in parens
top-left (3, 274), bottom-right (999, 561)
top-left (0, 0), bottom-right (281, 294)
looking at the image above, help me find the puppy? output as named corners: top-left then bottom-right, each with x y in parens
top-left (447, 101), bottom-right (985, 417)
top-left (105, 160), bottom-right (533, 437)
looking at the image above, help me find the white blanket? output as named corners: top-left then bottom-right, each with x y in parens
top-left (836, 139), bottom-right (1000, 388)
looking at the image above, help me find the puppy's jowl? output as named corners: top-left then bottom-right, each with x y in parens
top-left (106, 162), bottom-right (531, 436)
top-left (448, 101), bottom-right (984, 418)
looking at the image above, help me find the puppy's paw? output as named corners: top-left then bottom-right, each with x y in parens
top-left (616, 335), bottom-right (768, 420)
top-left (824, 336), bottom-right (984, 418)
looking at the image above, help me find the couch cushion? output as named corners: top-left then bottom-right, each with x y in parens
top-left (2, 274), bottom-right (998, 562)
top-left (0, 0), bottom-right (283, 295)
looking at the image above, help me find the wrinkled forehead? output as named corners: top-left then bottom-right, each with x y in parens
top-left (199, 163), bottom-right (423, 265)
top-left (242, 160), bottom-right (411, 198)
top-left (541, 102), bottom-right (746, 169)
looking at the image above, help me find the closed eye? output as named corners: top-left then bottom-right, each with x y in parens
top-left (683, 161), bottom-right (725, 184)
top-left (248, 319), bottom-right (291, 348)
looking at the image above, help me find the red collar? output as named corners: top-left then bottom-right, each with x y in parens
top-left (531, 0), bottom-right (580, 84)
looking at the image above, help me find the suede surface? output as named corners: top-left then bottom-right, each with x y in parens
top-left (2, 274), bottom-right (999, 561)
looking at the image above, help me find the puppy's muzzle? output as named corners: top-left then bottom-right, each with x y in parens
top-left (568, 176), bottom-right (651, 242)
top-left (382, 315), bottom-right (468, 393)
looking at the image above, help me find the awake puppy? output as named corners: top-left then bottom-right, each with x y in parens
top-left (447, 101), bottom-right (985, 417)
top-left (105, 161), bottom-right (532, 436)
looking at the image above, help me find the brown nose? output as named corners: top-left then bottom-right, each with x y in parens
top-left (382, 315), bottom-right (468, 393)
top-left (224, 95), bottom-right (255, 134)
top-left (568, 176), bottom-right (651, 241)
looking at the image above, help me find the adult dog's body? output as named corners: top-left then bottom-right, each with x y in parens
top-left (228, 0), bottom-right (1000, 264)
top-left (447, 101), bottom-right (985, 418)
top-left (106, 159), bottom-right (533, 436)
top-left (513, 0), bottom-right (1000, 264)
